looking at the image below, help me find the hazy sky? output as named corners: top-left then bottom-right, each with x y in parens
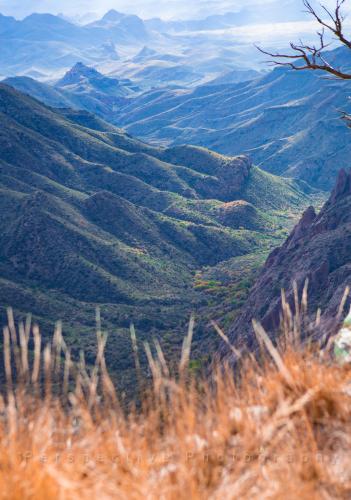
top-left (0, 0), bottom-right (301, 20)
top-left (0, 0), bottom-right (345, 24)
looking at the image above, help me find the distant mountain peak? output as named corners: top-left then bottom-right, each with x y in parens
top-left (92, 10), bottom-right (148, 39)
top-left (56, 62), bottom-right (101, 86)
top-left (101, 9), bottom-right (125, 22)
top-left (118, 14), bottom-right (146, 29)
top-left (23, 12), bottom-right (71, 25)
top-left (50, 61), bottom-right (137, 100)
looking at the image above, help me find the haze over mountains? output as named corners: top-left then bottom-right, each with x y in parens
top-left (114, 46), bottom-right (351, 190)
top-left (0, 2), bottom-right (313, 85)
top-left (6, 45), bottom-right (351, 190)
top-left (1, 4), bottom-right (351, 375)
top-left (0, 0), bottom-right (309, 23)
top-left (4, 64), bottom-right (137, 121)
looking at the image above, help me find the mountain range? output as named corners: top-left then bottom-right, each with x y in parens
top-left (0, 8), bottom-right (276, 85)
top-left (0, 82), bottom-right (319, 383)
top-left (3, 59), bottom-right (258, 123)
top-left (0, 11), bottom-right (150, 79)
top-left (2, 7), bottom-right (351, 381)
top-left (145, 0), bottom-right (308, 33)
top-left (110, 46), bottom-right (351, 190)
top-left (6, 45), bottom-right (351, 190)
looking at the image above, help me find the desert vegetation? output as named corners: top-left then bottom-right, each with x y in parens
top-left (1, 294), bottom-right (351, 499)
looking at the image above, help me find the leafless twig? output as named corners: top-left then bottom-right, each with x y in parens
top-left (256, 0), bottom-right (351, 79)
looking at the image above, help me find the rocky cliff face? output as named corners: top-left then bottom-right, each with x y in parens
top-left (160, 146), bottom-right (252, 201)
top-left (228, 169), bottom-right (351, 349)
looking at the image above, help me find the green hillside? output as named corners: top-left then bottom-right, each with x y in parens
top-left (0, 83), bottom-right (322, 389)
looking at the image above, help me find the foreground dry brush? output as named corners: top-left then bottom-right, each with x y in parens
top-left (1, 305), bottom-right (351, 499)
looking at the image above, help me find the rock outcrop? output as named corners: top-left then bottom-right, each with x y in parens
top-left (228, 169), bottom-right (351, 350)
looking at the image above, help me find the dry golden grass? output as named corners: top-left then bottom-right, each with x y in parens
top-left (1, 302), bottom-right (351, 500)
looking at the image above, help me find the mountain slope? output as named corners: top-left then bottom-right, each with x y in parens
top-left (227, 169), bottom-right (351, 350)
top-left (55, 62), bottom-right (137, 96)
top-left (8, 46), bottom-right (351, 190)
top-left (0, 83), bottom-right (318, 384)
top-left (4, 63), bottom-right (138, 120)
top-left (114, 46), bottom-right (351, 189)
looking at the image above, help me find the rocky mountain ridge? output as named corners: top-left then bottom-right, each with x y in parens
top-left (227, 168), bottom-right (351, 350)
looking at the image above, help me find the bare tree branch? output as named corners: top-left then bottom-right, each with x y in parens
top-left (256, 0), bottom-right (351, 79)
top-left (341, 109), bottom-right (351, 125)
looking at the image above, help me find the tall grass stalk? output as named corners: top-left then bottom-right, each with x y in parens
top-left (0, 289), bottom-right (350, 499)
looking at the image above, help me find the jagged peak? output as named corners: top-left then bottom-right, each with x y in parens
top-left (299, 205), bottom-right (317, 225)
top-left (101, 10), bottom-right (125, 22)
top-left (56, 62), bottom-right (101, 86)
top-left (284, 170), bottom-right (351, 249)
top-left (68, 61), bottom-right (99, 76)
top-left (284, 205), bottom-right (317, 249)
top-left (330, 168), bottom-right (351, 203)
